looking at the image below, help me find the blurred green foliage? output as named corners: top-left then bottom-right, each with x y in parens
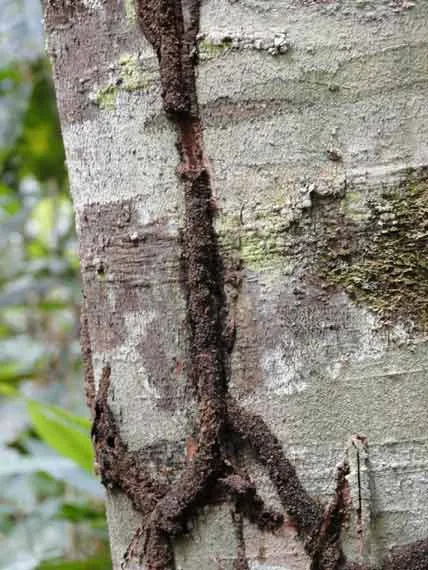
top-left (0, 58), bottom-right (111, 569)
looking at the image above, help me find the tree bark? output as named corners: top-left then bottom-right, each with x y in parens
top-left (44, 1), bottom-right (428, 569)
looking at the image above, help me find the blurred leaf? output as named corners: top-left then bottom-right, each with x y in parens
top-left (0, 277), bottom-right (54, 307)
top-left (0, 182), bottom-right (21, 215)
top-left (26, 400), bottom-right (93, 473)
top-left (0, 399), bottom-right (28, 444)
top-left (0, 65), bottom-right (24, 87)
top-left (0, 322), bottom-right (11, 338)
top-left (0, 387), bottom-right (93, 472)
top-left (30, 197), bottom-right (55, 244)
top-left (0, 513), bottom-right (68, 570)
top-left (0, 382), bottom-right (20, 397)
top-left (38, 301), bottom-right (69, 311)
top-left (37, 558), bottom-right (111, 570)
top-left (30, 401), bottom-right (91, 430)
top-left (0, 361), bottom-right (37, 383)
top-left (57, 503), bottom-right (106, 527)
top-left (0, 504), bottom-right (17, 534)
top-left (21, 439), bottom-right (103, 498)
top-left (0, 38), bottom-right (107, 562)
top-left (26, 239), bottom-right (49, 258)
top-left (12, 61), bottom-right (67, 185)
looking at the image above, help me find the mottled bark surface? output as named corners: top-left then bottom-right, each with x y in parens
top-left (44, 1), bottom-right (428, 569)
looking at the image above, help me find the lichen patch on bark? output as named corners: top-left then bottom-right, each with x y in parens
top-left (314, 169), bottom-right (428, 332)
top-left (216, 167), bottom-right (428, 334)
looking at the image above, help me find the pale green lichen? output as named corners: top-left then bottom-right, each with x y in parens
top-left (90, 54), bottom-right (159, 110)
top-left (123, 0), bottom-right (137, 24)
top-left (216, 210), bottom-right (292, 273)
top-left (92, 84), bottom-right (117, 110)
top-left (199, 39), bottom-right (232, 61)
top-left (239, 232), bottom-right (289, 272)
top-left (118, 54), bottom-right (158, 91)
top-left (216, 181), bottom-right (310, 272)
top-left (340, 190), bottom-right (371, 222)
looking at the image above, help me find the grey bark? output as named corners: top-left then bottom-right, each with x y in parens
top-left (44, 1), bottom-right (428, 569)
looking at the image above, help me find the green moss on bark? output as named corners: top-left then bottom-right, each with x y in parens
top-left (216, 209), bottom-right (293, 273)
top-left (118, 54), bottom-right (158, 91)
top-left (317, 172), bottom-right (428, 330)
top-left (198, 38), bottom-right (233, 61)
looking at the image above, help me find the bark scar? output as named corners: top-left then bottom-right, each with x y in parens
top-left (89, 1), bottom-right (428, 569)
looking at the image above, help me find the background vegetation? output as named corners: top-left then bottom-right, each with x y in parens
top-left (0, 2), bottom-right (110, 568)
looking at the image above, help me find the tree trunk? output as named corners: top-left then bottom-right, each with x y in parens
top-left (43, 1), bottom-right (428, 569)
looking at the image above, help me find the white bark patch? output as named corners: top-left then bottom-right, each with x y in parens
top-left (198, 31), bottom-right (290, 56)
top-left (263, 347), bottom-right (308, 395)
top-left (174, 506), bottom-right (239, 570)
top-left (259, 301), bottom-right (399, 397)
top-left (81, 0), bottom-right (104, 10)
top-left (199, 2), bottom-right (428, 214)
top-left (93, 310), bottom-right (188, 448)
top-left (114, 311), bottom-right (159, 398)
top-left (62, 107), bottom-right (180, 218)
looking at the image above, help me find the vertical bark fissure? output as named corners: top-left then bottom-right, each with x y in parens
top-left (80, 297), bottom-right (96, 418)
top-left (232, 509), bottom-right (250, 570)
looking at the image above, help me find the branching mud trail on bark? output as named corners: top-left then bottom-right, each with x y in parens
top-left (91, 1), bottom-right (428, 569)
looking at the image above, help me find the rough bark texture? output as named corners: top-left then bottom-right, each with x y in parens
top-left (43, 1), bottom-right (428, 569)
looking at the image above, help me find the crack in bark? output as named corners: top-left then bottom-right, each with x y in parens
top-left (89, 1), bottom-right (428, 569)
top-left (80, 297), bottom-right (96, 419)
top-left (232, 509), bottom-right (249, 570)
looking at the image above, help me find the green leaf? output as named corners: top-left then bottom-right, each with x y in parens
top-left (0, 322), bottom-right (11, 338)
top-left (57, 502), bottom-right (106, 527)
top-left (27, 399), bottom-right (93, 473)
top-left (0, 385), bottom-right (92, 470)
top-left (0, 381), bottom-right (19, 397)
top-left (26, 238), bottom-right (49, 258)
top-left (0, 360), bottom-right (37, 383)
top-left (14, 60), bottom-right (67, 185)
top-left (0, 65), bottom-right (23, 85)
top-left (0, 183), bottom-right (21, 215)
top-left (31, 196), bottom-right (56, 244)
top-left (38, 300), bottom-right (70, 311)
top-left (37, 558), bottom-right (111, 570)
top-left (36, 401), bottom-right (91, 430)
